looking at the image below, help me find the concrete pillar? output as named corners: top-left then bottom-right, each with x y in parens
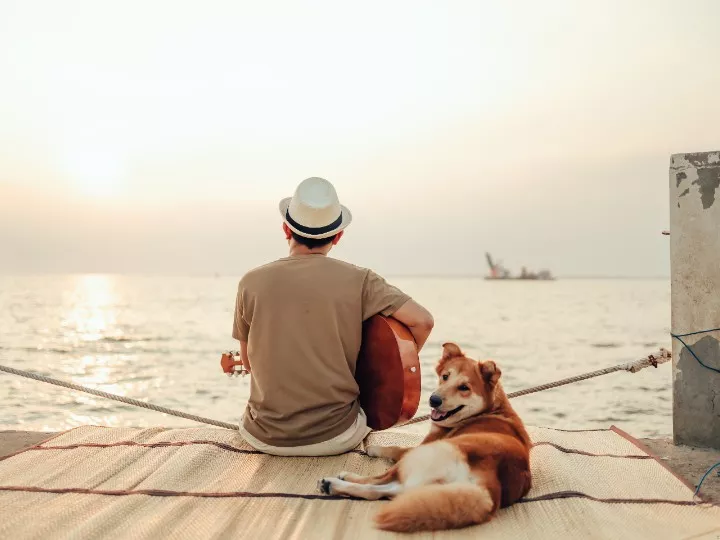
top-left (670, 150), bottom-right (720, 449)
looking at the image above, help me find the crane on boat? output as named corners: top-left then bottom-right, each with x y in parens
top-left (485, 252), bottom-right (554, 280)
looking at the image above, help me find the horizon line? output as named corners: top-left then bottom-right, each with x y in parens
top-left (0, 271), bottom-right (671, 280)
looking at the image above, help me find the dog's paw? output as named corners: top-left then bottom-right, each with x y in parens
top-left (366, 445), bottom-right (384, 458)
top-left (318, 478), bottom-right (334, 495)
top-left (336, 471), bottom-right (351, 480)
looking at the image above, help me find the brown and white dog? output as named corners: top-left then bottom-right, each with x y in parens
top-left (318, 342), bottom-right (532, 532)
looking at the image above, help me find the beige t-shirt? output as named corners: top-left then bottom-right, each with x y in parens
top-left (232, 255), bottom-right (411, 447)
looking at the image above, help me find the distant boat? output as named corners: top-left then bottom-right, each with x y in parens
top-left (485, 253), bottom-right (555, 280)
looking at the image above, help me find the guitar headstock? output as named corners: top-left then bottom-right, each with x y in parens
top-left (221, 351), bottom-right (250, 377)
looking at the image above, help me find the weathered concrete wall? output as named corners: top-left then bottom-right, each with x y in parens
top-left (670, 151), bottom-right (720, 449)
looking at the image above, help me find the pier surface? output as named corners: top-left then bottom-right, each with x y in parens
top-left (1, 430), bottom-right (718, 504)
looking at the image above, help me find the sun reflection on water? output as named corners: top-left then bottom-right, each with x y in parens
top-left (58, 275), bottom-right (132, 401)
top-left (62, 274), bottom-right (118, 343)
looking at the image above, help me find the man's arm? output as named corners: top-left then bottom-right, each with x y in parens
top-left (239, 340), bottom-right (251, 373)
top-left (232, 281), bottom-right (252, 373)
top-left (390, 299), bottom-right (434, 352)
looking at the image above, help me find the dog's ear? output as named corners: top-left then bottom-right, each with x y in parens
top-left (479, 360), bottom-right (501, 386)
top-left (441, 342), bottom-right (463, 360)
top-left (435, 342), bottom-right (464, 375)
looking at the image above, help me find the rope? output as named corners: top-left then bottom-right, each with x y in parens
top-left (670, 327), bottom-right (720, 499)
top-left (0, 348), bottom-right (671, 432)
top-left (399, 348), bottom-right (671, 427)
top-left (0, 364), bottom-right (237, 430)
top-left (694, 461), bottom-right (720, 497)
top-left (671, 327), bottom-right (720, 374)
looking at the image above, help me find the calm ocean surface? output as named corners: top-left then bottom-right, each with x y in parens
top-left (0, 275), bottom-right (672, 437)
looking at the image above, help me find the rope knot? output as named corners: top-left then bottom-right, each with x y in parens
top-left (648, 354), bottom-right (658, 368)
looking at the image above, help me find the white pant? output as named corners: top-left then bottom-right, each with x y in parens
top-left (239, 408), bottom-right (371, 457)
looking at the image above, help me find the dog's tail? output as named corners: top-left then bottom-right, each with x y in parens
top-left (374, 483), bottom-right (497, 533)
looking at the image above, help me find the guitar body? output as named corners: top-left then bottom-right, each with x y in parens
top-left (356, 315), bottom-right (421, 430)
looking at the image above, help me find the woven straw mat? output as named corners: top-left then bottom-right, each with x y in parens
top-left (0, 425), bottom-right (718, 539)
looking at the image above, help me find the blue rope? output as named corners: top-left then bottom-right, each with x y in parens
top-left (694, 461), bottom-right (720, 497)
top-left (670, 327), bottom-right (720, 374)
top-left (672, 327), bottom-right (720, 338)
top-left (671, 327), bottom-right (720, 498)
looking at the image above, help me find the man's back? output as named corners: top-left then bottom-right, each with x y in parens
top-left (233, 254), bottom-right (410, 447)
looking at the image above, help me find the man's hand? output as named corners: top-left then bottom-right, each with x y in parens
top-left (391, 300), bottom-right (434, 352)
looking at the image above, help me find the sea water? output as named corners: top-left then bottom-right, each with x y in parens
top-left (0, 275), bottom-right (671, 437)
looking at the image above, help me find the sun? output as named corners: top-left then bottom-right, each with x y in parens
top-left (61, 148), bottom-right (124, 198)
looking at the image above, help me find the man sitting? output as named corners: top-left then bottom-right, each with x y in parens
top-left (232, 177), bottom-right (434, 456)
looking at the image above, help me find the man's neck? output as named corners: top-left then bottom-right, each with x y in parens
top-left (288, 244), bottom-right (332, 257)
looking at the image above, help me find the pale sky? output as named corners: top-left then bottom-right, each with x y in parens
top-left (1, 0), bottom-right (718, 276)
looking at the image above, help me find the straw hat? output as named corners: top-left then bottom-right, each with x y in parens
top-left (278, 177), bottom-right (352, 239)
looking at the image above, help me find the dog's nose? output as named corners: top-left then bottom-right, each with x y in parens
top-left (429, 394), bottom-right (443, 408)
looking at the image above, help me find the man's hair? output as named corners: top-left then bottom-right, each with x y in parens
top-left (291, 231), bottom-right (337, 249)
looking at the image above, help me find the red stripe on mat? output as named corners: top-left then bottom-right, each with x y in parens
top-left (17, 439), bottom-right (648, 460)
top-left (0, 430), bottom-right (72, 463)
top-left (520, 491), bottom-right (698, 506)
top-left (532, 442), bottom-right (651, 459)
top-left (15, 440), bottom-right (367, 456)
top-left (0, 485), bottom-right (699, 506)
top-left (0, 485), bottom-right (346, 500)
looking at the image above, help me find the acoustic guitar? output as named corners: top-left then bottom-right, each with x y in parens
top-left (220, 315), bottom-right (421, 431)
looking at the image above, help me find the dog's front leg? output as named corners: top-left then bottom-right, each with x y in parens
top-left (366, 445), bottom-right (409, 462)
top-left (318, 477), bottom-right (403, 500)
top-left (331, 464), bottom-right (399, 485)
top-left (365, 426), bottom-right (448, 462)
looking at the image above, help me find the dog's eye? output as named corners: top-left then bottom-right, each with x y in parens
top-left (442, 374), bottom-right (449, 381)
top-left (458, 384), bottom-right (469, 391)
